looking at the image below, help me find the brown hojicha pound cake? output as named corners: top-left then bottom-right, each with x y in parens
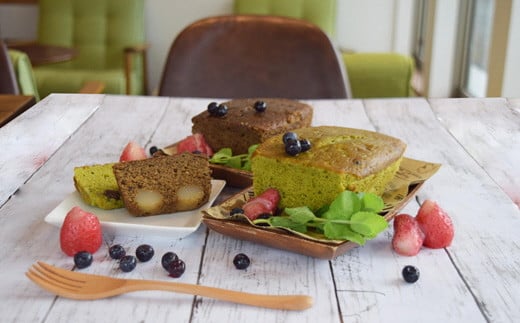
top-left (191, 98), bottom-right (313, 155)
top-left (112, 153), bottom-right (211, 216)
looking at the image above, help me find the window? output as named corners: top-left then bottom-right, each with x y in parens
top-left (460, 0), bottom-right (495, 97)
top-left (413, 0), bottom-right (428, 70)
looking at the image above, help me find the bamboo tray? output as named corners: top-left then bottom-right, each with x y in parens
top-left (203, 182), bottom-right (424, 259)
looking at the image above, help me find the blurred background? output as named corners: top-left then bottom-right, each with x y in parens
top-left (1, 0), bottom-right (518, 98)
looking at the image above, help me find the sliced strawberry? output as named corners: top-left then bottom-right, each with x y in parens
top-left (176, 133), bottom-right (213, 157)
top-left (119, 141), bottom-right (147, 162)
top-left (60, 206), bottom-right (102, 256)
top-left (392, 213), bottom-right (425, 256)
top-left (243, 188), bottom-right (280, 220)
top-left (416, 200), bottom-right (454, 249)
top-left (257, 188), bottom-right (280, 208)
top-left (243, 199), bottom-right (272, 220)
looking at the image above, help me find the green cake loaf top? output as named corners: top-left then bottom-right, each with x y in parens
top-left (73, 163), bottom-right (123, 210)
top-left (251, 126), bottom-right (407, 210)
top-left (191, 98), bottom-right (313, 154)
top-left (253, 126), bottom-right (406, 177)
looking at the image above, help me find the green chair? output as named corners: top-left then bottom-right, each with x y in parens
top-left (234, 0), bottom-right (415, 98)
top-left (234, 0), bottom-right (337, 37)
top-left (7, 49), bottom-right (40, 101)
top-left (343, 53), bottom-right (415, 98)
top-left (33, 0), bottom-right (148, 99)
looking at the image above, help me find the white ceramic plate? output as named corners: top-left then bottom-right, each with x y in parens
top-left (45, 180), bottom-right (226, 238)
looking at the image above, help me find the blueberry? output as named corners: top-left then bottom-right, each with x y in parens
top-left (285, 140), bottom-right (302, 156)
top-left (254, 100), bottom-right (267, 112)
top-left (402, 265), bottom-right (420, 283)
top-left (161, 252), bottom-right (179, 271)
top-left (230, 207), bottom-right (244, 216)
top-left (257, 213), bottom-right (271, 219)
top-left (299, 139), bottom-right (312, 152)
top-left (149, 146), bottom-right (158, 156)
top-left (109, 244), bottom-right (126, 260)
top-left (233, 253), bottom-right (250, 270)
top-left (135, 244), bottom-right (154, 262)
top-left (119, 255), bottom-right (137, 272)
top-left (207, 101), bottom-right (219, 115)
top-left (74, 251), bottom-right (93, 269)
top-left (167, 259), bottom-right (186, 278)
top-left (282, 132), bottom-right (298, 145)
top-left (215, 104), bottom-right (228, 117)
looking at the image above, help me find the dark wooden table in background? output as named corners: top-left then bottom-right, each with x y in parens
top-left (0, 94), bottom-right (35, 127)
top-left (6, 42), bottom-right (77, 66)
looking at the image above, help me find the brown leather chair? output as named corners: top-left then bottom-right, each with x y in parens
top-left (0, 40), bottom-right (20, 95)
top-left (158, 15), bottom-right (350, 99)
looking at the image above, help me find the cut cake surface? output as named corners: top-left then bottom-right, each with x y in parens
top-left (73, 163), bottom-right (123, 210)
top-left (113, 154), bottom-right (211, 216)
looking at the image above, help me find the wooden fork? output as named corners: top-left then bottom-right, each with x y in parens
top-left (26, 261), bottom-right (313, 311)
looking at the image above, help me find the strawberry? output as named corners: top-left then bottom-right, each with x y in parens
top-left (391, 213), bottom-right (425, 256)
top-left (119, 141), bottom-right (147, 162)
top-left (60, 206), bottom-right (103, 256)
top-left (242, 188), bottom-right (280, 220)
top-left (176, 133), bottom-right (213, 157)
top-left (416, 199), bottom-right (454, 249)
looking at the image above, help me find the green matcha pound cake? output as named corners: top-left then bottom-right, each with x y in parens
top-left (73, 163), bottom-right (123, 210)
top-left (251, 126), bottom-right (406, 211)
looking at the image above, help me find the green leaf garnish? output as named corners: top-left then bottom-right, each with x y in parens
top-left (256, 190), bottom-right (388, 244)
top-left (209, 144), bottom-right (258, 170)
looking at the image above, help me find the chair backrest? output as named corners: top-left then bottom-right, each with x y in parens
top-left (234, 0), bottom-right (337, 37)
top-left (158, 15), bottom-right (349, 99)
top-left (8, 49), bottom-right (40, 101)
top-left (37, 0), bottom-right (145, 70)
top-left (0, 40), bottom-right (20, 95)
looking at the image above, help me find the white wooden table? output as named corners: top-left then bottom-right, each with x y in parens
top-left (1, 94), bottom-right (520, 323)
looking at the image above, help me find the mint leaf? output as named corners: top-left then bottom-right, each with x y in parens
top-left (209, 148), bottom-right (232, 164)
top-left (209, 145), bottom-right (258, 170)
top-left (285, 206), bottom-right (316, 224)
top-left (359, 192), bottom-right (384, 213)
top-left (252, 189), bottom-right (388, 244)
top-left (350, 211), bottom-right (388, 237)
top-left (248, 144), bottom-right (259, 155)
top-left (322, 190), bottom-right (360, 220)
top-left (270, 217), bottom-right (308, 233)
top-left (323, 222), bottom-right (366, 244)
top-left (227, 155), bottom-right (242, 169)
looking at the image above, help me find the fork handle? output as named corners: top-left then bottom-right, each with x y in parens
top-left (122, 279), bottom-right (313, 310)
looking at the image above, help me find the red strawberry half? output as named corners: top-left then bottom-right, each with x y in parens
top-left (392, 213), bottom-right (425, 256)
top-left (243, 188), bottom-right (280, 220)
top-left (60, 206), bottom-right (102, 256)
top-left (120, 141), bottom-right (147, 162)
top-left (176, 133), bottom-right (213, 157)
top-left (416, 200), bottom-right (454, 249)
